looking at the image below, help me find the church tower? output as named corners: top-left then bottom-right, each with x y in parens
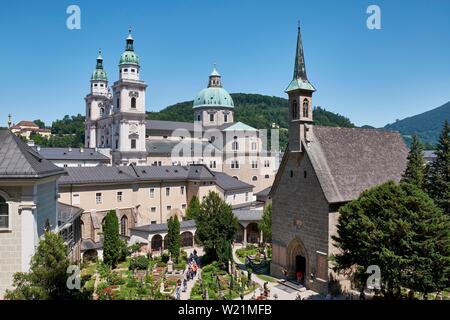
top-left (85, 50), bottom-right (111, 148)
top-left (111, 28), bottom-right (147, 165)
top-left (286, 24), bottom-right (316, 152)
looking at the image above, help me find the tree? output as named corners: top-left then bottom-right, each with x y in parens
top-left (5, 232), bottom-right (84, 300)
top-left (402, 134), bottom-right (427, 190)
top-left (195, 191), bottom-right (238, 266)
top-left (33, 119), bottom-right (46, 129)
top-left (186, 195), bottom-right (201, 220)
top-left (332, 181), bottom-right (450, 299)
top-left (103, 210), bottom-right (121, 268)
top-left (258, 203), bottom-right (272, 243)
top-left (427, 120), bottom-right (450, 214)
top-left (167, 215), bottom-right (181, 263)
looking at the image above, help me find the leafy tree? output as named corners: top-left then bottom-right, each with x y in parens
top-left (33, 119), bottom-right (46, 129)
top-left (186, 196), bottom-right (201, 220)
top-left (5, 232), bottom-right (85, 300)
top-left (427, 120), bottom-right (450, 214)
top-left (402, 134), bottom-right (427, 189)
top-left (195, 191), bottom-right (238, 266)
top-left (258, 203), bottom-right (272, 243)
top-left (103, 210), bottom-right (121, 268)
top-left (167, 215), bottom-right (181, 263)
top-left (332, 181), bottom-right (450, 299)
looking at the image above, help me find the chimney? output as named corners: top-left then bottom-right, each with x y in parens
top-left (80, 147), bottom-right (84, 153)
top-left (37, 146), bottom-right (41, 152)
top-left (68, 147), bottom-right (72, 152)
top-left (27, 140), bottom-right (35, 147)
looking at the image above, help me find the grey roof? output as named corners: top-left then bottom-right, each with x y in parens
top-left (131, 219), bottom-right (196, 233)
top-left (36, 147), bottom-right (110, 162)
top-left (146, 120), bottom-right (195, 133)
top-left (58, 164), bottom-right (219, 185)
top-left (306, 126), bottom-right (409, 203)
top-left (81, 239), bottom-right (103, 251)
top-left (0, 130), bottom-right (65, 178)
top-left (213, 171), bottom-right (254, 192)
top-left (256, 186), bottom-right (271, 198)
top-left (58, 166), bottom-right (137, 185)
top-left (146, 140), bottom-right (221, 156)
top-left (233, 209), bottom-right (263, 221)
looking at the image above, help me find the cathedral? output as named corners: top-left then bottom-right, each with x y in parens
top-left (84, 29), bottom-right (276, 193)
top-left (270, 26), bottom-right (409, 294)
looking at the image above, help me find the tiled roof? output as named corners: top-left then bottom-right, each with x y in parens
top-left (36, 147), bottom-right (110, 162)
top-left (16, 120), bottom-right (39, 128)
top-left (146, 120), bottom-right (195, 133)
top-left (222, 122), bottom-right (257, 131)
top-left (131, 219), bottom-right (196, 233)
top-left (213, 171), bottom-right (253, 192)
top-left (0, 130), bottom-right (65, 178)
top-left (233, 209), bottom-right (263, 221)
top-left (58, 166), bottom-right (137, 185)
top-left (307, 126), bottom-right (409, 203)
top-left (146, 140), bottom-right (220, 156)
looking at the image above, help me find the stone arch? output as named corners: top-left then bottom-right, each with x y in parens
top-left (286, 237), bottom-right (309, 284)
top-left (83, 249), bottom-right (98, 262)
top-left (181, 231), bottom-right (194, 248)
top-left (163, 234), bottom-right (169, 249)
top-left (151, 234), bottom-right (163, 251)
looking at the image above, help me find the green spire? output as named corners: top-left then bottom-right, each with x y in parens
top-left (285, 22), bottom-right (315, 93)
top-left (293, 22), bottom-right (307, 81)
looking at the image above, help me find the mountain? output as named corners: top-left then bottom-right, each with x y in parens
top-left (384, 101), bottom-right (450, 147)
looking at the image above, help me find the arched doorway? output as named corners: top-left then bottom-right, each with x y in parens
top-left (151, 234), bottom-right (163, 251)
top-left (286, 237), bottom-right (309, 285)
top-left (181, 231), bottom-right (194, 247)
top-left (163, 234), bottom-right (169, 249)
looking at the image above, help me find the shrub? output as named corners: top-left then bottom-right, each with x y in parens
top-left (128, 256), bottom-right (150, 271)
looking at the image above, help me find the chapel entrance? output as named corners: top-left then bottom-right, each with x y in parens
top-left (295, 255), bottom-right (306, 284)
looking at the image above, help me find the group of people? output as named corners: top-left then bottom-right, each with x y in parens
top-left (174, 250), bottom-right (200, 300)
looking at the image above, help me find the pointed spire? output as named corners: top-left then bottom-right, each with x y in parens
top-left (210, 63), bottom-right (220, 77)
top-left (285, 22), bottom-right (315, 93)
top-left (293, 21), bottom-right (307, 81)
top-left (7, 114), bottom-right (12, 129)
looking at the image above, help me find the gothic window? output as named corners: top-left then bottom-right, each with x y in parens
top-left (0, 195), bottom-right (9, 229)
top-left (120, 216), bottom-right (128, 236)
top-left (292, 99), bottom-right (298, 119)
top-left (131, 97), bottom-right (136, 109)
top-left (303, 99), bottom-right (309, 118)
top-left (131, 139), bottom-right (137, 149)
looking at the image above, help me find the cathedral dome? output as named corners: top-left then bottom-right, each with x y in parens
top-left (119, 51), bottom-right (140, 66)
top-left (193, 87), bottom-right (234, 109)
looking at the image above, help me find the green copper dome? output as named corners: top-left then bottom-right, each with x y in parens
top-left (193, 87), bottom-right (234, 109)
top-left (91, 69), bottom-right (108, 81)
top-left (119, 51), bottom-right (140, 66)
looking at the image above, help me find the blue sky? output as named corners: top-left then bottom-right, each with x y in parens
top-left (0, 0), bottom-right (449, 128)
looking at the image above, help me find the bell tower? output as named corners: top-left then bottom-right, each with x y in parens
top-left (286, 23), bottom-right (316, 152)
